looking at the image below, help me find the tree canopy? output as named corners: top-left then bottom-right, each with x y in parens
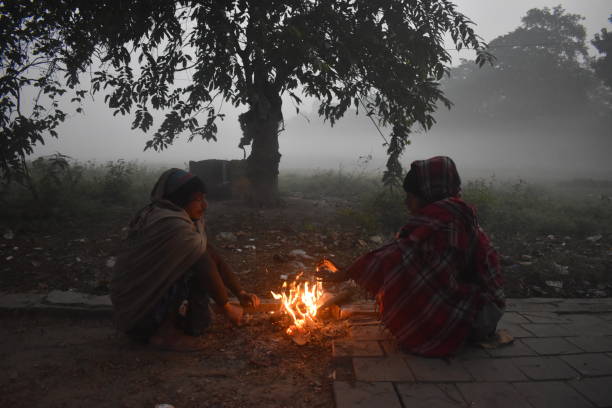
top-left (592, 15), bottom-right (612, 89)
top-left (1, 0), bottom-right (491, 202)
top-left (441, 6), bottom-right (612, 126)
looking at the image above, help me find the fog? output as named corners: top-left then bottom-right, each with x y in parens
top-left (34, 0), bottom-right (612, 181)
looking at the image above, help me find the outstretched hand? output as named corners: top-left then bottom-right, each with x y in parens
top-left (316, 259), bottom-right (348, 282)
top-left (238, 291), bottom-right (260, 308)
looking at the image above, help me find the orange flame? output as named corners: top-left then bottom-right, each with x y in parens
top-left (271, 273), bottom-right (323, 335)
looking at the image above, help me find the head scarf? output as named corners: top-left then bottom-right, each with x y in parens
top-left (150, 168), bottom-right (202, 201)
top-left (403, 156), bottom-right (461, 202)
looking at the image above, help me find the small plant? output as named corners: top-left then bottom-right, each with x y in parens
top-left (100, 159), bottom-right (135, 204)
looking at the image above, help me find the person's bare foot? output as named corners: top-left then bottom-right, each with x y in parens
top-left (222, 302), bottom-right (243, 326)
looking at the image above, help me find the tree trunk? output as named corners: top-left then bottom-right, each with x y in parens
top-left (240, 92), bottom-right (283, 207)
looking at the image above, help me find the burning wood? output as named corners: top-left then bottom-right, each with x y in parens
top-left (271, 273), bottom-right (323, 338)
top-left (270, 261), bottom-right (350, 345)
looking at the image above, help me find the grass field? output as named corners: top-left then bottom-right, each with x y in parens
top-left (3, 157), bottom-right (612, 240)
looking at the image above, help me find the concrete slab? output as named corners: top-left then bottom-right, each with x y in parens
top-left (513, 381), bottom-right (594, 408)
top-left (569, 377), bottom-right (612, 408)
top-left (486, 340), bottom-right (537, 357)
top-left (380, 340), bottom-right (403, 356)
top-left (496, 322), bottom-right (535, 338)
top-left (567, 336), bottom-right (612, 353)
top-left (396, 383), bottom-right (467, 408)
top-left (353, 357), bottom-right (414, 382)
top-left (333, 381), bottom-right (402, 408)
top-left (44, 290), bottom-right (111, 308)
top-left (0, 293), bottom-right (45, 309)
top-left (521, 311), bottom-right (571, 324)
top-left (404, 356), bottom-right (473, 382)
top-left (499, 312), bottom-right (530, 324)
top-left (561, 353), bottom-right (612, 376)
top-left (462, 358), bottom-right (527, 382)
top-left (521, 337), bottom-right (584, 355)
top-left (349, 324), bottom-right (391, 341)
top-left (457, 382), bottom-right (532, 408)
top-left (453, 346), bottom-right (491, 361)
top-left (520, 323), bottom-right (575, 337)
top-left (512, 356), bottom-right (579, 380)
top-left (333, 339), bottom-right (383, 357)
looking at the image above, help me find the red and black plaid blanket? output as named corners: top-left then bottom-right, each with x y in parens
top-left (346, 197), bottom-right (504, 357)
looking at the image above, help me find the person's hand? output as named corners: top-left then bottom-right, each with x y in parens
top-left (316, 259), bottom-right (348, 282)
top-left (317, 259), bottom-right (339, 272)
top-left (238, 291), bottom-right (260, 308)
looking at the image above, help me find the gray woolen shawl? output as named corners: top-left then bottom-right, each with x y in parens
top-left (110, 168), bottom-right (207, 332)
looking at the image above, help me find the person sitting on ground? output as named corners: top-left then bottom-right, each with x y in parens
top-left (111, 168), bottom-right (260, 351)
top-left (318, 156), bottom-right (505, 357)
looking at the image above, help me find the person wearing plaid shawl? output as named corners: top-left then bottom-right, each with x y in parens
top-left (319, 156), bottom-right (505, 357)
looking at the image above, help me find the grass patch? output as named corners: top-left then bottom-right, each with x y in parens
top-left (0, 156), bottom-right (162, 227)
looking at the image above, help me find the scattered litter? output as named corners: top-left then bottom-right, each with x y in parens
top-left (31, 261), bottom-right (40, 267)
top-left (3, 230), bottom-right (14, 240)
top-left (546, 235), bottom-right (555, 240)
top-left (12, 246), bottom-right (19, 251)
top-left (586, 234), bottom-right (603, 243)
top-left (243, 245), bottom-right (256, 250)
top-left (33, 247), bottom-right (43, 251)
top-left (74, 238), bottom-right (87, 243)
top-left (216, 232), bottom-right (237, 241)
top-left (235, 248), bottom-right (243, 253)
top-left (155, 405), bottom-right (175, 408)
top-left (289, 249), bottom-right (313, 259)
top-left (518, 261), bottom-right (533, 266)
top-left (279, 274), bottom-right (288, 280)
top-left (249, 238), bottom-right (255, 242)
top-left (105, 257), bottom-right (117, 268)
top-left (553, 262), bottom-right (569, 275)
top-left (357, 239), bottom-right (368, 247)
top-left (75, 257), bottom-right (81, 262)
top-left (545, 280), bottom-right (563, 289)
top-left (521, 254), bottom-right (532, 261)
top-left (5, 256), bottom-right (13, 261)
top-left (369, 235), bottom-right (383, 244)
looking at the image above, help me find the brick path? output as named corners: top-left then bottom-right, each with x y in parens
top-left (333, 299), bottom-right (612, 408)
top-left (2, 292), bottom-right (612, 406)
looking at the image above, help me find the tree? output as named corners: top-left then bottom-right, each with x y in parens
top-left (1, 0), bottom-right (491, 204)
top-left (592, 15), bottom-right (612, 89)
top-left (442, 6), bottom-right (606, 124)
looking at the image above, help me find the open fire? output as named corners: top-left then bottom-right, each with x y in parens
top-left (270, 273), bottom-right (323, 336)
top-left (270, 260), bottom-right (339, 340)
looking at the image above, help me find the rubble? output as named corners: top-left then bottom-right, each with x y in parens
top-left (216, 232), bottom-right (237, 241)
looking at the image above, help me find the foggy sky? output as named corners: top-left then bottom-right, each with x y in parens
top-left (34, 1), bottom-right (612, 180)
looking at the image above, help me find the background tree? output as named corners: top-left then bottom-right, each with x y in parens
top-left (592, 15), bottom-right (612, 89)
top-left (441, 6), bottom-right (608, 124)
top-left (1, 0), bottom-right (491, 204)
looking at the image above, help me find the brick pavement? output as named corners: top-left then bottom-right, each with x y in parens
top-left (333, 300), bottom-right (612, 408)
top-left (2, 292), bottom-right (612, 406)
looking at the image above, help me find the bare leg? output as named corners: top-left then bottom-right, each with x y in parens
top-left (192, 251), bottom-right (243, 325)
top-left (206, 244), bottom-right (243, 296)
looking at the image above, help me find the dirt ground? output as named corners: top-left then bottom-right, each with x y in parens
top-left (1, 196), bottom-right (611, 298)
top-left (1, 196), bottom-right (611, 407)
top-left (0, 312), bottom-right (336, 408)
